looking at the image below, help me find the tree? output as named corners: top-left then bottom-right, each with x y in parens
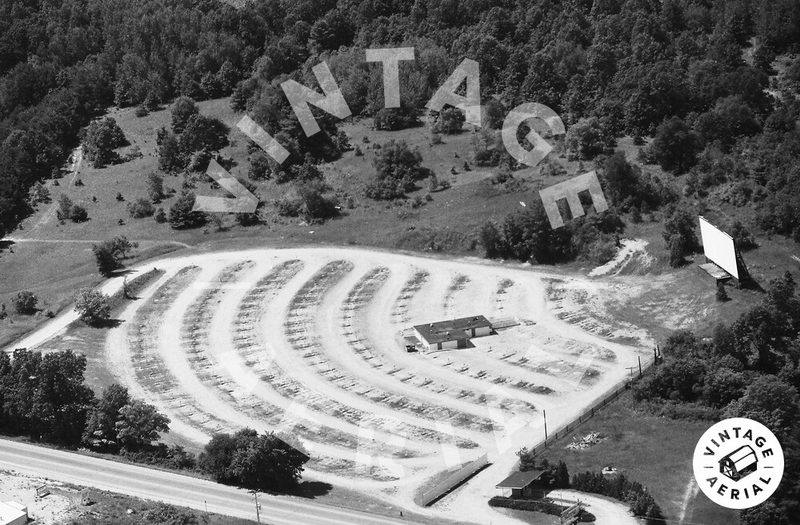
top-left (83, 383), bottom-right (131, 449)
top-left (565, 117), bottom-right (614, 160)
top-left (702, 367), bottom-right (746, 407)
top-left (158, 132), bottom-right (186, 173)
top-left (483, 99), bottom-right (505, 130)
top-left (12, 291), bottom-right (37, 315)
top-left (146, 173), bottom-right (164, 203)
top-left (724, 376), bottom-right (799, 438)
top-left (92, 236), bottom-right (137, 276)
top-left (554, 460), bottom-right (570, 488)
top-left (178, 115), bottom-right (229, 154)
top-left (516, 447), bottom-right (537, 471)
top-left (169, 192), bottom-right (206, 229)
top-left (171, 96), bottom-right (199, 134)
top-left (115, 400), bottom-right (170, 450)
top-left (83, 118), bottom-right (127, 168)
top-left (695, 96), bottom-right (761, 151)
top-left (56, 194), bottom-right (73, 221)
top-left (128, 198), bottom-right (155, 218)
top-left (92, 243), bottom-right (120, 277)
top-left (479, 221), bottom-right (504, 259)
top-left (74, 289), bottom-right (110, 326)
top-left (29, 350), bottom-right (94, 445)
top-left (663, 207), bottom-right (700, 265)
top-left (668, 234), bottom-right (687, 267)
top-left (199, 429), bottom-right (308, 491)
top-left (648, 117), bottom-right (700, 174)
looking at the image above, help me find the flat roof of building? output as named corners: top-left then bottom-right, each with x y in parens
top-left (0, 501), bottom-right (26, 522)
top-left (412, 315), bottom-right (492, 344)
top-left (495, 470), bottom-right (545, 489)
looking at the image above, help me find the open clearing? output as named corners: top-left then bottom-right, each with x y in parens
top-left (15, 245), bottom-right (652, 524)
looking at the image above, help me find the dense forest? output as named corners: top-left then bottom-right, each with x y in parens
top-left (2, 0), bottom-right (800, 240)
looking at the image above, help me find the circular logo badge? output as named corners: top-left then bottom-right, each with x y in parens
top-left (693, 417), bottom-right (784, 509)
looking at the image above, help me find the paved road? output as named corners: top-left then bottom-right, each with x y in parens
top-left (0, 439), bottom-right (417, 525)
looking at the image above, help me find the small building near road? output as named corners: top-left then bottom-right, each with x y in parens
top-left (0, 501), bottom-right (27, 525)
top-left (495, 470), bottom-right (548, 499)
top-left (412, 315), bottom-right (493, 352)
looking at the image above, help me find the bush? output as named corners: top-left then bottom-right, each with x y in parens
top-left (121, 444), bottom-right (196, 471)
top-left (432, 107), bottom-right (465, 134)
top-left (571, 471), bottom-right (663, 520)
top-left (716, 282), bottom-right (729, 301)
top-left (154, 208), bottom-right (167, 223)
top-left (373, 106), bottom-right (419, 131)
top-left (69, 204), bottom-right (88, 222)
top-left (12, 291), bottom-right (37, 315)
top-left (143, 503), bottom-right (197, 525)
top-left (127, 198), bottom-right (155, 218)
top-left (275, 196), bottom-right (302, 217)
top-left (489, 496), bottom-right (593, 521)
top-left (297, 181), bottom-right (338, 223)
top-left (169, 192), bottom-right (206, 229)
top-left (366, 141), bottom-right (430, 200)
top-left (730, 220), bottom-right (758, 250)
top-left (146, 172), bottom-right (164, 203)
top-left (248, 151), bottom-right (271, 180)
top-left (74, 289), bottom-right (111, 325)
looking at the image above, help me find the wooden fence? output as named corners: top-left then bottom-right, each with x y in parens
top-left (525, 351), bottom-right (659, 457)
top-left (414, 453), bottom-right (489, 507)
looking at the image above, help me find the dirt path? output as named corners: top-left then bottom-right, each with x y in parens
top-left (548, 489), bottom-right (643, 525)
top-left (29, 147), bottom-right (83, 233)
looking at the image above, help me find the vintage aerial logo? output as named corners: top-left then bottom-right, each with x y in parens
top-left (693, 417), bottom-right (784, 509)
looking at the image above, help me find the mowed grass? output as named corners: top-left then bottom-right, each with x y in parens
top-left (539, 391), bottom-right (740, 525)
top-left (64, 486), bottom-right (256, 525)
top-left (0, 96), bottom-right (582, 347)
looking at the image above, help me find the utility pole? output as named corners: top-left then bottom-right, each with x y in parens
top-left (638, 356), bottom-right (642, 377)
top-left (543, 409), bottom-right (548, 441)
top-left (250, 490), bottom-right (261, 524)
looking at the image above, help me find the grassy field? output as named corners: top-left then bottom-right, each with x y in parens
top-left (536, 391), bottom-right (740, 525)
top-left (68, 487), bottom-right (257, 525)
top-left (0, 97), bottom-right (584, 348)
